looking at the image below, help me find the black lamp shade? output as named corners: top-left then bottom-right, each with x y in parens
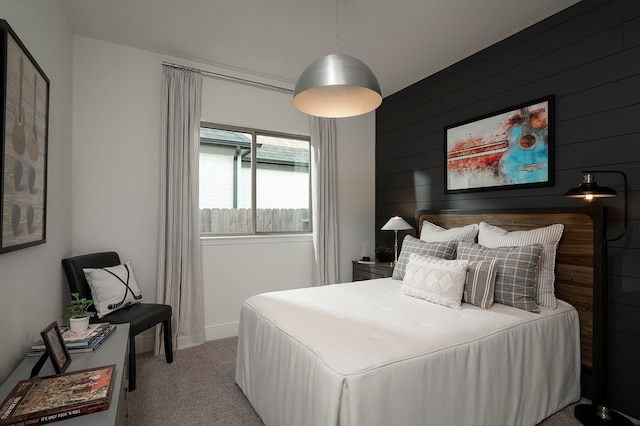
top-left (563, 173), bottom-right (617, 202)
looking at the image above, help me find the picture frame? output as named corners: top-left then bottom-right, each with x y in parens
top-left (444, 95), bottom-right (554, 194)
top-left (40, 321), bottom-right (71, 374)
top-left (0, 19), bottom-right (49, 254)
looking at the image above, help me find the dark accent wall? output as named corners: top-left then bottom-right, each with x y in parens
top-left (376, 0), bottom-right (640, 418)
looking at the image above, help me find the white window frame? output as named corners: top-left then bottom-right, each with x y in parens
top-left (199, 122), bottom-right (312, 236)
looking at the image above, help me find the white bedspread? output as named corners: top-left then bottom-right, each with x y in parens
top-left (235, 278), bottom-right (580, 426)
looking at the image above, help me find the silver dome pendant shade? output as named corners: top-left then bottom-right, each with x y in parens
top-left (293, 53), bottom-right (382, 118)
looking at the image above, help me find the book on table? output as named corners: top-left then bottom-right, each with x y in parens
top-left (63, 325), bottom-right (116, 354)
top-left (27, 324), bottom-right (116, 356)
top-left (0, 364), bottom-right (116, 425)
top-left (31, 323), bottom-right (110, 348)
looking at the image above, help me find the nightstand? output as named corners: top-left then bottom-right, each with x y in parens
top-left (352, 261), bottom-right (394, 281)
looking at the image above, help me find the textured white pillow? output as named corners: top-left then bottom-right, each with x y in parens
top-left (401, 253), bottom-right (468, 309)
top-left (478, 222), bottom-right (564, 308)
top-left (83, 260), bottom-right (144, 319)
top-left (420, 220), bottom-right (479, 243)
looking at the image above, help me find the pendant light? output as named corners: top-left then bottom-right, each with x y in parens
top-left (293, 1), bottom-right (382, 118)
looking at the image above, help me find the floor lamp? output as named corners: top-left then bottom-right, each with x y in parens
top-left (564, 170), bottom-right (632, 426)
top-left (381, 216), bottom-right (413, 265)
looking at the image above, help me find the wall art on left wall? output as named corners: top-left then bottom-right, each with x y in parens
top-left (0, 19), bottom-right (49, 253)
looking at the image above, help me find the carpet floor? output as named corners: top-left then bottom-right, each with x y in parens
top-left (127, 337), bottom-right (639, 426)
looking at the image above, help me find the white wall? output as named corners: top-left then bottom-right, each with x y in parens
top-left (71, 37), bottom-right (376, 345)
top-left (71, 37), bottom-right (162, 299)
top-left (0, 1), bottom-right (73, 383)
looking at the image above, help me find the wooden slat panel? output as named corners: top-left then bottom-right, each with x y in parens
top-left (200, 208), bottom-right (309, 233)
top-left (415, 207), bottom-right (603, 368)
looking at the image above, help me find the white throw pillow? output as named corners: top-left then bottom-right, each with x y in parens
top-left (83, 260), bottom-right (144, 319)
top-left (420, 220), bottom-right (479, 243)
top-left (478, 222), bottom-right (564, 308)
top-left (401, 253), bottom-right (468, 309)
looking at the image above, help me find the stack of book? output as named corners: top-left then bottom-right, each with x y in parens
top-left (27, 323), bottom-right (116, 357)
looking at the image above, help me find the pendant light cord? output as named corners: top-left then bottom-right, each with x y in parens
top-left (335, 0), bottom-right (339, 54)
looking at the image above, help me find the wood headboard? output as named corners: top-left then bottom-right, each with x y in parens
top-left (415, 207), bottom-right (604, 368)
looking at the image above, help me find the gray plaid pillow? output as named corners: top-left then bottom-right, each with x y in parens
top-left (392, 235), bottom-right (457, 280)
top-left (457, 241), bottom-right (543, 313)
top-left (478, 222), bottom-right (564, 309)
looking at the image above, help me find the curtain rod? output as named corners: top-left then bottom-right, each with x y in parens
top-left (162, 61), bottom-right (294, 94)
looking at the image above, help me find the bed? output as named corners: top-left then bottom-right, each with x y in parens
top-left (235, 207), bottom-right (603, 426)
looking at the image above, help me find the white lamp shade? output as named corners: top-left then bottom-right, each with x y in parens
top-left (381, 216), bottom-right (413, 231)
top-left (293, 53), bottom-right (382, 118)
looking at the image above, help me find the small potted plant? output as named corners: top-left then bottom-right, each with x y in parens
top-left (375, 245), bottom-right (393, 263)
top-left (64, 292), bottom-right (95, 332)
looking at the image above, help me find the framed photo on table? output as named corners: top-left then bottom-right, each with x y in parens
top-left (0, 19), bottom-right (49, 254)
top-left (39, 321), bottom-right (71, 375)
top-left (444, 95), bottom-right (554, 194)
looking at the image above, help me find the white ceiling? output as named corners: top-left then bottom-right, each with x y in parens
top-left (60, 0), bottom-right (580, 97)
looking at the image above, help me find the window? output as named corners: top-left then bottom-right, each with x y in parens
top-left (199, 123), bottom-right (311, 235)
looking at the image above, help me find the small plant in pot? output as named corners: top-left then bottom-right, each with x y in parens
top-left (64, 293), bottom-right (95, 332)
top-left (375, 245), bottom-right (393, 263)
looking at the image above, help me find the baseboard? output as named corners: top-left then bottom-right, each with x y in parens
top-left (135, 329), bottom-right (156, 354)
top-left (133, 322), bottom-right (239, 354)
top-left (205, 322), bottom-right (239, 341)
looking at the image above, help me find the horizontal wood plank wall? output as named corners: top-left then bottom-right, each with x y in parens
top-left (376, 0), bottom-right (640, 417)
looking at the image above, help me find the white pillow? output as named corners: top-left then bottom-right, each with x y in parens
top-left (401, 253), bottom-right (468, 309)
top-left (478, 222), bottom-right (564, 308)
top-left (83, 260), bottom-right (144, 319)
top-left (420, 220), bottom-right (478, 242)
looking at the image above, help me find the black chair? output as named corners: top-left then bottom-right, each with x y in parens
top-left (62, 251), bottom-right (173, 391)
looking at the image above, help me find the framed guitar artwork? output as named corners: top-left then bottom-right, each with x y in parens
top-left (0, 19), bottom-right (49, 253)
top-left (444, 95), bottom-right (554, 194)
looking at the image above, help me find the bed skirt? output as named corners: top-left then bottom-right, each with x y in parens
top-left (235, 278), bottom-right (580, 426)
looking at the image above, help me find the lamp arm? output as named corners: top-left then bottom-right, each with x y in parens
top-left (583, 170), bottom-right (628, 242)
top-left (614, 170), bottom-right (629, 242)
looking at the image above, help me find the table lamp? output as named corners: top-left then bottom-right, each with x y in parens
top-left (381, 216), bottom-right (413, 264)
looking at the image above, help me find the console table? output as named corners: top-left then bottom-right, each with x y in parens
top-left (0, 323), bottom-right (129, 425)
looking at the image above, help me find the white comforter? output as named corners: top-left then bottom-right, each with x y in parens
top-left (235, 278), bottom-right (580, 426)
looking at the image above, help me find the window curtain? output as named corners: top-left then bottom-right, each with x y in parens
top-left (156, 65), bottom-right (205, 354)
top-left (310, 117), bottom-right (339, 285)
